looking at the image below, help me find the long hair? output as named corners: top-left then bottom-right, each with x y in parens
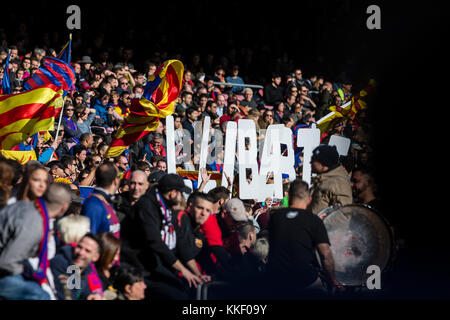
top-left (16, 162), bottom-right (51, 201)
top-left (96, 232), bottom-right (121, 275)
top-left (0, 160), bottom-right (14, 207)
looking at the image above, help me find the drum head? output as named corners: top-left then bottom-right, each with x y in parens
top-left (322, 205), bottom-right (393, 286)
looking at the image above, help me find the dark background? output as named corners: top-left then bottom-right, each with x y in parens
top-left (2, 0), bottom-right (450, 299)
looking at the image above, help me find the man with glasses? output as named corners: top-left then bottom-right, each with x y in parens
top-left (294, 68), bottom-right (306, 88)
top-left (300, 85), bottom-right (316, 112)
top-left (114, 155), bottom-right (129, 173)
top-left (240, 88), bottom-right (258, 111)
top-left (61, 155), bottom-right (79, 183)
top-left (117, 77), bottom-right (131, 95)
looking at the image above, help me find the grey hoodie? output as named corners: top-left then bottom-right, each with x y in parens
top-left (0, 201), bottom-right (43, 276)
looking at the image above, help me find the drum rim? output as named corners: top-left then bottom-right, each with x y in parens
top-left (320, 203), bottom-right (396, 286)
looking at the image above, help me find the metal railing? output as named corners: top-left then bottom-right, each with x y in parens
top-left (213, 82), bottom-right (264, 89)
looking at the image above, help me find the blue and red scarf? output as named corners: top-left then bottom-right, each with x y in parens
top-left (64, 116), bottom-right (79, 144)
top-left (87, 263), bottom-right (104, 297)
top-left (33, 198), bottom-right (50, 285)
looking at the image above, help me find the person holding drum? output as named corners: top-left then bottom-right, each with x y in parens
top-left (308, 145), bottom-right (353, 216)
top-left (266, 179), bottom-right (344, 298)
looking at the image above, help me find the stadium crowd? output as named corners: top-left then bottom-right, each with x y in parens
top-left (0, 31), bottom-right (381, 300)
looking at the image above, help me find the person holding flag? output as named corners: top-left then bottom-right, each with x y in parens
top-left (105, 59), bottom-right (184, 158)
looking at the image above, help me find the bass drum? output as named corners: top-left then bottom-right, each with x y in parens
top-left (317, 204), bottom-right (395, 287)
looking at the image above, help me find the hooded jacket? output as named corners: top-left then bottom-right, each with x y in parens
top-left (309, 165), bottom-right (353, 214)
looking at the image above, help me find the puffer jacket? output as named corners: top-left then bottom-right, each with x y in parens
top-left (309, 165), bottom-right (353, 214)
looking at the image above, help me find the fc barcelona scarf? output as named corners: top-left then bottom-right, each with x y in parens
top-left (64, 116), bottom-right (79, 144)
top-left (87, 263), bottom-right (104, 297)
top-left (33, 198), bottom-right (50, 285)
top-left (156, 189), bottom-right (176, 250)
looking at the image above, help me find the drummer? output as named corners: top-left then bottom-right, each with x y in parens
top-left (265, 179), bottom-right (344, 298)
top-left (308, 145), bottom-right (353, 215)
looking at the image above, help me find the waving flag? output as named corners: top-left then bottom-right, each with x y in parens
top-left (1, 51), bottom-right (11, 95)
top-left (105, 60), bottom-right (184, 157)
top-left (24, 57), bottom-right (75, 95)
top-left (57, 34), bottom-right (72, 64)
top-left (0, 150), bottom-right (37, 164)
top-left (0, 84), bottom-right (64, 150)
top-left (317, 79), bottom-right (376, 133)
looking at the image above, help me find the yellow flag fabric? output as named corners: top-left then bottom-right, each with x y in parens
top-left (0, 150), bottom-right (37, 164)
top-left (0, 84), bottom-right (63, 150)
top-left (105, 60), bottom-right (184, 158)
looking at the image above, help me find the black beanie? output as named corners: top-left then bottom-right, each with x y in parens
top-left (311, 145), bottom-right (340, 168)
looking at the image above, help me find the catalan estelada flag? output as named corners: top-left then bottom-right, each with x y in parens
top-left (105, 60), bottom-right (184, 158)
top-left (23, 57), bottom-right (75, 95)
top-left (0, 84), bottom-right (64, 150)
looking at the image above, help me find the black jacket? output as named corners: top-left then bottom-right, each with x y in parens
top-left (264, 84), bottom-right (285, 106)
top-left (120, 187), bottom-right (186, 282)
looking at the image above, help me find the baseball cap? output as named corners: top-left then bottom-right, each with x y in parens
top-left (148, 170), bottom-right (167, 183)
top-left (311, 144), bottom-right (340, 168)
top-left (223, 198), bottom-right (248, 222)
top-left (158, 173), bottom-right (192, 194)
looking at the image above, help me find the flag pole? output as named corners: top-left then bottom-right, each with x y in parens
top-left (50, 33), bottom-right (72, 161)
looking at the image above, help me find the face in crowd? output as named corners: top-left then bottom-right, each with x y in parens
top-left (129, 171), bottom-right (149, 202)
top-left (73, 236), bottom-right (101, 271)
top-left (189, 197), bottom-right (213, 226)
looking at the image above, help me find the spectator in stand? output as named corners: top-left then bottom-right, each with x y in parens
top-left (176, 91), bottom-right (193, 116)
top-left (120, 174), bottom-right (201, 300)
top-left (73, 145), bottom-right (88, 172)
top-left (139, 133), bottom-right (166, 162)
top-left (258, 109), bottom-right (274, 130)
top-left (115, 170), bottom-right (149, 221)
top-left (81, 162), bottom-right (121, 239)
top-left (96, 232), bottom-right (121, 291)
top-left (0, 183), bottom-right (71, 300)
top-left (0, 159), bottom-right (14, 210)
top-left (240, 88), bottom-right (258, 111)
top-left (50, 233), bottom-right (104, 300)
top-left (62, 101), bottom-right (81, 144)
top-left (76, 106), bottom-right (97, 135)
top-left (182, 107), bottom-right (199, 142)
top-left (225, 65), bottom-right (245, 94)
top-left (264, 73), bottom-right (284, 106)
top-left (110, 265), bottom-right (147, 300)
top-left (273, 101), bottom-right (288, 123)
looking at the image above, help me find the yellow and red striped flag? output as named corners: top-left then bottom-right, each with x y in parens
top-left (0, 150), bottom-right (37, 164)
top-left (316, 79), bottom-right (376, 133)
top-left (105, 60), bottom-right (184, 158)
top-left (0, 84), bottom-right (63, 150)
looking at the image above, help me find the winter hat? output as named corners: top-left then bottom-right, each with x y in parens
top-left (311, 144), bottom-right (340, 168)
